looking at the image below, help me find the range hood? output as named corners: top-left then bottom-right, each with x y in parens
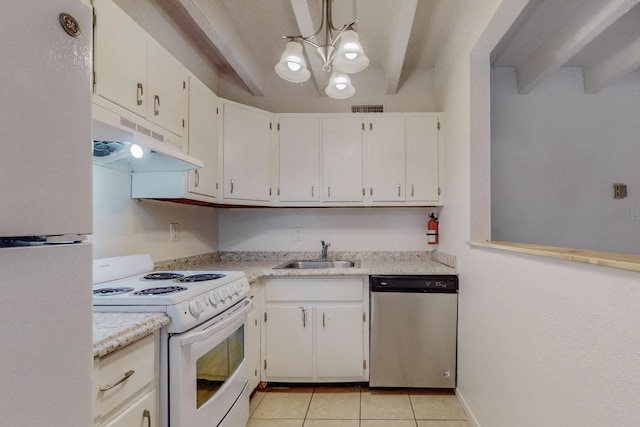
top-left (92, 99), bottom-right (203, 173)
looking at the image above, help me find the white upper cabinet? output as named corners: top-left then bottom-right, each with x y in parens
top-left (222, 101), bottom-right (272, 203)
top-left (278, 117), bottom-right (321, 202)
top-left (322, 117), bottom-right (364, 203)
top-left (93, 0), bottom-right (188, 142)
top-left (93, 0), bottom-right (146, 118)
top-left (406, 116), bottom-right (440, 203)
top-left (365, 116), bottom-right (406, 202)
top-left (146, 39), bottom-right (188, 138)
top-left (187, 76), bottom-right (219, 199)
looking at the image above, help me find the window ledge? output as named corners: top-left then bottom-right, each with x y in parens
top-left (469, 240), bottom-right (640, 273)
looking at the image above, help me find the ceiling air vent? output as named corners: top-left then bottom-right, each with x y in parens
top-left (351, 104), bottom-right (383, 113)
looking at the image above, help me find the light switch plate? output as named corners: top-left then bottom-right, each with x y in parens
top-left (294, 227), bottom-right (303, 241)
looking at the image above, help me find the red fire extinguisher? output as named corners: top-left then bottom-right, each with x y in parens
top-left (427, 213), bottom-right (439, 245)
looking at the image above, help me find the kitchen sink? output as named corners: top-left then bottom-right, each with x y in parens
top-left (273, 260), bottom-right (358, 269)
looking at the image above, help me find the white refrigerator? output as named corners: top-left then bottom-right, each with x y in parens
top-left (0, 1), bottom-right (94, 426)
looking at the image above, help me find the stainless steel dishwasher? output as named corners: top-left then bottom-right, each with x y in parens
top-left (369, 275), bottom-right (458, 388)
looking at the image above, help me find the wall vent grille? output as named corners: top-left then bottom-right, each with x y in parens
top-left (351, 104), bottom-right (384, 113)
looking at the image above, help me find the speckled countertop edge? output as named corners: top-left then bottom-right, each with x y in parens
top-left (93, 312), bottom-right (170, 358)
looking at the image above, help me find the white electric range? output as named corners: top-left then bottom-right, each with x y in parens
top-left (93, 254), bottom-right (252, 427)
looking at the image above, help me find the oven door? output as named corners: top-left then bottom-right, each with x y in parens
top-left (169, 298), bottom-right (252, 427)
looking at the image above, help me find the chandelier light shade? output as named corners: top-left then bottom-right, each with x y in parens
top-left (325, 71), bottom-right (355, 99)
top-left (274, 41), bottom-right (311, 83)
top-left (276, 0), bottom-right (368, 99)
top-left (333, 29), bottom-right (369, 73)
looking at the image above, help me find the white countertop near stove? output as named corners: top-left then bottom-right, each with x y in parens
top-left (93, 312), bottom-right (170, 358)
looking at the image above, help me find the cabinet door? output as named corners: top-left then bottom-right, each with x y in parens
top-left (265, 305), bottom-right (313, 378)
top-left (406, 116), bottom-right (440, 202)
top-left (103, 390), bottom-right (156, 427)
top-left (93, 0), bottom-right (147, 117)
top-left (223, 103), bottom-right (271, 202)
top-left (147, 39), bottom-right (188, 139)
top-left (322, 117), bottom-right (363, 202)
top-left (246, 284), bottom-right (262, 392)
top-left (316, 305), bottom-right (365, 378)
top-left (188, 76), bottom-right (219, 198)
top-left (366, 116), bottom-right (406, 202)
top-left (278, 117), bottom-right (321, 202)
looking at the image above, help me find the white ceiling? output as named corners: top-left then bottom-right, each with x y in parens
top-left (157, 0), bottom-right (640, 98)
top-left (492, 0), bottom-right (640, 94)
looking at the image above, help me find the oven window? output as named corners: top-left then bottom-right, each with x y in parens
top-left (196, 325), bottom-right (244, 409)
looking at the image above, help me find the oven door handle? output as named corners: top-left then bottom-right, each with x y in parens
top-left (179, 299), bottom-right (253, 347)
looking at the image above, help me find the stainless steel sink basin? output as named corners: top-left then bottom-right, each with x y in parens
top-left (273, 260), bottom-right (357, 269)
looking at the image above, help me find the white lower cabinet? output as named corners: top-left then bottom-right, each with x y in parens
top-left (104, 390), bottom-right (156, 427)
top-left (246, 279), bottom-right (263, 392)
top-left (262, 277), bottom-right (369, 382)
top-left (93, 333), bottom-right (158, 426)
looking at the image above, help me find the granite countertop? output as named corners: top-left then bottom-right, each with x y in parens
top-left (166, 251), bottom-right (457, 282)
top-left (93, 312), bottom-right (170, 358)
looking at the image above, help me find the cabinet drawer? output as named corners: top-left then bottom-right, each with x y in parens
top-left (266, 277), bottom-right (365, 302)
top-left (104, 389), bottom-right (156, 427)
top-left (94, 334), bottom-right (156, 418)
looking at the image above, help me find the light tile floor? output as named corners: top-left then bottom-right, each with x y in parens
top-left (249, 386), bottom-right (471, 427)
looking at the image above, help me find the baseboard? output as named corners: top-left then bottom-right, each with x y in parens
top-left (456, 388), bottom-right (481, 427)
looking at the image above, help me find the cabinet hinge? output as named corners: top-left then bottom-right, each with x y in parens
top-left (362, 312), bottom-right (366, 322)
top-left (437, 121), bottom-right (441, 130)
top-left (264, 312), bottom-right (267, 322)
top-left (264, 360), bottom-right (267, 370)
top-left (438, 187), bottom-right (441, 196)
top-left (363, 360), bottom-right (367, 369)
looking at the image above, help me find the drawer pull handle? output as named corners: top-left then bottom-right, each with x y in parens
top-left (99, 370), bottom-right (135, 391)
top-left (143, 409), bottom-right (151, 427)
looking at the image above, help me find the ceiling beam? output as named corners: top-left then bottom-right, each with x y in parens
top-left (584, 34), bottom-right (640, 93)
top-left (385, 0), bottom-right (418, 94)
top-left (516, 0), bottom-right (639, 94)
top-left (174, 0), bottom-right (265, 96)
top-left (290, 0), bottom-right (326, 94)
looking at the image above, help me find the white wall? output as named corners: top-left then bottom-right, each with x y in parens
top-left (435, 0), bottom-right (640, 426)
top-left (218, 68), bottom-right (435, 113)
top-left (491, 67), bottom-right (640, 254)
top-left (91, 165), bottom-right (218, 262)
top-left (218, 208), bottom-right (437, 252)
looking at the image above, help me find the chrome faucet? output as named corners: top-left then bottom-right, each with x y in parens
top-left (320, 240), bottom-right (331, 261)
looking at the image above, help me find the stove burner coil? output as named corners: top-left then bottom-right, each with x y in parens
top-left (134, 286), bottom-right (187, 296)
top-left (175, 273), bottom-right (226, 283)
top-left (142, 272), bottom-right (185, 280)
top-left (93, 287), bottom-right (134, 296)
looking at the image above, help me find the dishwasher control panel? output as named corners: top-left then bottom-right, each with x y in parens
top-left (370, 275), bottom-right (458, 293)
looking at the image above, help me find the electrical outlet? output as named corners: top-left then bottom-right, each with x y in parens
top-left (294, 227), bottom-right (303, 241)
top-left (170, 223), bottom-right (179, 241)
top-left (630, 209), bottom-right (640, 221)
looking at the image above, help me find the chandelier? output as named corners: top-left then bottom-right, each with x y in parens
top-left (275, 0), bottom-right (369, 99)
